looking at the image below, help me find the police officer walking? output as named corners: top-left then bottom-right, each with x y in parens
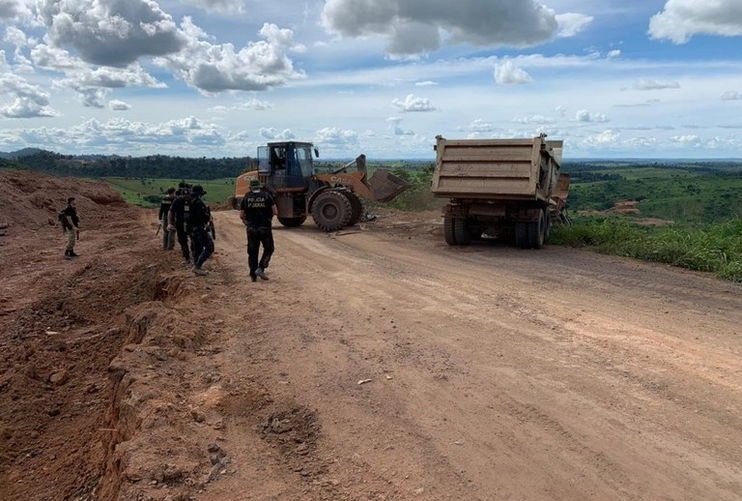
top-left (188, 185), bottom-right (214, 276)
top-left (158, 187), bottom-right (176, 250)
top-left (59, 197), bottom-right (80, 259)
top-left (168, 185), bottom-right (191, 266)
top-left (239, 179), bottom-right (276, 282)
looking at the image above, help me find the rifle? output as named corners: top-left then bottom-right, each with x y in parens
top-left (155, 222), bottom-right (161, 237)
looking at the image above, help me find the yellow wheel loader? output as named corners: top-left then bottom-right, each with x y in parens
top-left (233, 141), bottom-right (409, 231)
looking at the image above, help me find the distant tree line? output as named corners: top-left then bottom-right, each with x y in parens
top-left (10, 150), bottom-right (251, 180)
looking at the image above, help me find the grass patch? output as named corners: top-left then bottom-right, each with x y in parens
top-left (550, 217), bottom-right (742, 282)
top-left (104, 177), bottom-right (236, 208)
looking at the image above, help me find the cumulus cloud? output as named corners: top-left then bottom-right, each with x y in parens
top-left (37, 0), bottom-right (188, 67)
top-left (321, 0), bottom-right (571, 56)
top-left (260, 128), bottom-right (295, 140)
top-left (582, 129), bottom-right (620, 147)
top-left (315, 127), bottom-right (358, 145)
top-left (607, 49), bottom-right (621, 58)
top-left (494, 60), bottom-right (533, 84)
top-left (633, 79), bottom-right (680, 90)
top-left (649, 0), bottom-right (742, 43)
top-left (513, 114), bottom-right (555, 124)
top-left (392, 94), bottom-right (435, 112)
top-left (468, 118), bottom-right (494, 132)
top-left (672, 134), bottom-right (701, 145)
top-left (386, 117), bottom-right (414, 136)
top-left (721, 91), bottom-right (742, 100)
top-left (181, 0), bottom-right (245, 15)
top-left (0, 72), bottom-right (57, 118)
top-left (555, 13), bottom-right (593, 37)
top-left (574, 110), bottom-right (609, 123)
top-left (109, 99), bottom-right (131, 111)
top-left (0, 0), bottom-right (31, 21)
top-left (160, 20), bottom-right (304, 93)
top-left (415, 80), bottom-right (438, 87)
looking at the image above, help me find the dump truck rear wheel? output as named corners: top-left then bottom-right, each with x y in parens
top-left (526, 210), bottom-right (546, 249)
top-left (278, 216), bottom-right (307, 227)
top-left (343, 192), bottom-right (363, 226)
top-left (444, 215), bottom-right (457, 245)
top-left (515, 222), bottom-right (528, 248)
top-left (454, 218), bottom-right (471, 246)
top-left (311, 190), bottom-right (352, 231)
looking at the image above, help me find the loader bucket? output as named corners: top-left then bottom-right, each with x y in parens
top-left (367, 169), bottom-right (410, 202)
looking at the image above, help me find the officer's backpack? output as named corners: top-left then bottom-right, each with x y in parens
top-left (57, 210), bottom-right (66, 224)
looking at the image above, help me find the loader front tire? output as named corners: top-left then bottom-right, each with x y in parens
top-left (311, 190), bottom-right (353, 231)
top-left (515, 222), bottom-right (528, 249)
top-left (343, 192), bottom-right (364, 226)
top-left (278, 216), bottom-right (307, 227)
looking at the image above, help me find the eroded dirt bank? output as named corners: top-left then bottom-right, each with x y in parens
top-left (1, 170), bottom-right (741, 500)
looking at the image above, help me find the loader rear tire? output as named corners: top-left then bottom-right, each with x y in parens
top-left (278, 216), bottom-right (307, 227)
top-left (311, 190), bottom-right (353, 231)
top-left (454, 218), bottom-right (471, 246)
top-left (444, 215), bottom-right (457, 245)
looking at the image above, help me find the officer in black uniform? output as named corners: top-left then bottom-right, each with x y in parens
top-left (158, 187), bottom-right (176, 250)
top-left (59, 197), bottom-right (80, 259)
top-left (239, 179), bottom-right (276, 282)
top-left (168, 184), bottom-right (191, 266)
top-left (188, 185), bottom-right (214, 276)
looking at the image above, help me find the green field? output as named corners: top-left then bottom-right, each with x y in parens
top-left (104, 177), bottom-right (237, 208)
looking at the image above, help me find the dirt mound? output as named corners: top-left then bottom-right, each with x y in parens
top-left (0, 169), bottom-right (126, 232)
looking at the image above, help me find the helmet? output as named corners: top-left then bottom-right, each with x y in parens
top-left (249, 179), bottom-right (262, 189)
top-left (191, 185), bottom-right (207, 197)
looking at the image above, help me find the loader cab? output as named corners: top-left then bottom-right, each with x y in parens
top-left (258, 141), bottom-right (317, 191)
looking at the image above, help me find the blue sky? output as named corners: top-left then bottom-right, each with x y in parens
top-left (1, 0), bottom-right (741, 159)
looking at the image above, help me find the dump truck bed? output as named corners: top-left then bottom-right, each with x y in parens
top-left (431, 136), bottom-right (563, 202)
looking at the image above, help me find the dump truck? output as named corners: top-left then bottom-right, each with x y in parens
top-left (233, 141), bottom-right (409, 231)
top-left (431, 134), bottom-right (570, 249)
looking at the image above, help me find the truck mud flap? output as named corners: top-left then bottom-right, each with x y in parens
top-left (367, 169), bottom-right (410, 202)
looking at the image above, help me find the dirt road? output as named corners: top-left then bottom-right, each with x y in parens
top-left (199, 211), bottom-right (742, 500)
top-left (1, 171), bottom-right (740, 500)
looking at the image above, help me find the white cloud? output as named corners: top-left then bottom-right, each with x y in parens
top-left (672, 134), bottom-right (701, 145)
top-left (607, 49), bottom-right (621, 59)
top-left (181, 0), bottom-right (245, 15)
top-left (260, 128), bottom-right (295, 140)
top-left (159, 20), bottom-right (304, 93)
top-left (415, 80), bottom-right (438, 87)
top-left (0, 72), bottom-right (57, 118)
top-left (36, 0), bottom-right (187, 67)
top-left (649, 0), bottom-right (742, 43)
top-left (321, 0), bottom-right (566, 56)
top-left (494, 60), bottom-right (533, 84)
top-left (467, 119), bottom-right (495, 132)
top-left (392, 94), bottom-right (435, 112)
top-left (386, 117), bottom-right (414, 136)
top-left (721, 91), bottom-right (742, 100)
top-left (315, 127), bottom-right (358, 145)
top-left (0, 0), bottom-right (31, 21)
top-left (632, 79), bottom-right (680, 90)
top-left (513, 114), bottom-right (555, 124)
top-left (555, 13), bottom-right (593, 37)
top-left (109, 99), bottom-right (131, 111)
top-left (574, 110), bottom-right (609, 123)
